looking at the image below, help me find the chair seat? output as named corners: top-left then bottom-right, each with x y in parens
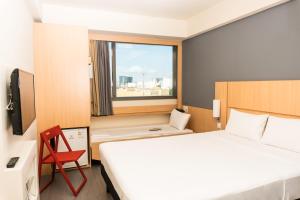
top-left (43, 150), bottom-right (85, 164)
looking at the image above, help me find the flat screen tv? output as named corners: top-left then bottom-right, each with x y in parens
top-left (10, 69), bottom-right (36, 135)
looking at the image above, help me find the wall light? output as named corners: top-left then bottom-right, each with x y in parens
top-left (213, 99), bottom-right (221, 119)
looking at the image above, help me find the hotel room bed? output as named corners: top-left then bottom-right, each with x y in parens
top-left (99, 131), bottom-right (300, 200)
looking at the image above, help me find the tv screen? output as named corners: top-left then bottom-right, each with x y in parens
top-left (10, 69), bottom-right (36, 135)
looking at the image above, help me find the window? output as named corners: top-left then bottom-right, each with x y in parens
top-left (110, 42), bottom-right (177, 100)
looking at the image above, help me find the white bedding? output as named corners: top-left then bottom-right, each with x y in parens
top-left (100, 131), bottom-right (300, 200)
top-left (91, 124), bottom-right (193, 142)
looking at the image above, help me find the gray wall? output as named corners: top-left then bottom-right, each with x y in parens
top-left (183, 0), bottom-right (300, 109)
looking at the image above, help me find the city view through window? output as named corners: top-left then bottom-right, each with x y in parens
top-left (113, 43), bottom-right (176, 98)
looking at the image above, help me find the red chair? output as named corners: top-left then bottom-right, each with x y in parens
top-left (38, 125), bottom-right (87, 196)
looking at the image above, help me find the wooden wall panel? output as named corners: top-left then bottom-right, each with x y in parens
top-left (227, 81), bottom-right (300, 118)
top-left (186, 82), bottom-right (228, 132)
top-left (113, 105), bottom-right (176, 116)
top-left (177, 44), bottom-right (183, 108)
top-left (215, 82), bottom-right (228, 129)
top-left (34, 23), bottom-right (90, 134)
top-left (187, 106), bottom-right (217, 133)
top-left (88, 32), bottom-right (182, 46)
top-left (186, 80), bottom-right (300, 133)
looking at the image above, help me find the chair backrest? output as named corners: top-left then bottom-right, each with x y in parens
top-left (40, 125), bottom-right (72, 152)
top-left (41, 125), bottom-right (62, 140)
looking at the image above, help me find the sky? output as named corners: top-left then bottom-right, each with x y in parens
top-left (114, 42), bottom-right (174, 86)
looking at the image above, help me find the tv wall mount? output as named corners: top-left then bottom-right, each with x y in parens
top-left (6, 93), bottom-right (14, 111)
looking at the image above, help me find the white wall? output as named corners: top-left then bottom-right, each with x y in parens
top-left (42, 4), bottom-right (187, 38)
top-left (41, 0), bottom-right (289, 38)
top-left (26, 0), bottom-right (43, 21)
top-left (0, 0), bottom-right (36, 198)
top-left (187, 0), bottom-right (290, 37)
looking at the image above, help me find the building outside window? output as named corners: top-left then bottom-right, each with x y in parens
top-left (110, 42), bottom-right (177, 100)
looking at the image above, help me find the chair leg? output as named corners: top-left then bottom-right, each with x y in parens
top-left (75, 161), bottom-right (88, 192)
top-left (75, 161), bottom-right (87, 182)
top-left (57, 162), bottom-right (87, 196)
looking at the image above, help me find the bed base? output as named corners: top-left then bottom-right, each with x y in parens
top-left (97, 160), bottom-right (300, 200)
top-left (99, 161), bottom-right (120, 200)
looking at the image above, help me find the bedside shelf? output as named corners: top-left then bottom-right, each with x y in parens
top-left (3, 140), bottom-right (39, 200)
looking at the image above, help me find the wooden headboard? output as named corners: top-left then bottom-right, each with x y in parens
top-left (215, 80), bottom-right (300, 128)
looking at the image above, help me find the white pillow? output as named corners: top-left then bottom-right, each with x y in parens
top-left (261, 116), bottom-right (300, 153)
top-left (169, 109), bottom-right (191, 130)
top-left (225, 109), bottom-right (269, 140)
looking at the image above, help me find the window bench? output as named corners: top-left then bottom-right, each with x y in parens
top-left (90, 124), bottom-right (193, 161)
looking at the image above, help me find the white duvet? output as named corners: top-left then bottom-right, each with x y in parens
top-left (100, 131), bottom-right (300, 200)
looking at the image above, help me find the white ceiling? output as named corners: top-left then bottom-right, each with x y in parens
top-left (42, 0), bottom-right (224, 20)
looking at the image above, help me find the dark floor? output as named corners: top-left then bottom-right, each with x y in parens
top-left (40, 165), bottom-right (113, 200)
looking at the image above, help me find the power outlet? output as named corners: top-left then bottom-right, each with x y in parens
top-left (217, 122), bottom-right (222, 129)
top-left (183, 106), bottom-right (189, 113)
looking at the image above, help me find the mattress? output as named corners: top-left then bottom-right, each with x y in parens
top-left (91, 124), bottom-right (193, 143)
top-left (100, 131), bottom-right (300, 200)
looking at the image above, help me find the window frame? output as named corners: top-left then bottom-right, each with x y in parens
top-left (111, 41), bottom-right (178, 101)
